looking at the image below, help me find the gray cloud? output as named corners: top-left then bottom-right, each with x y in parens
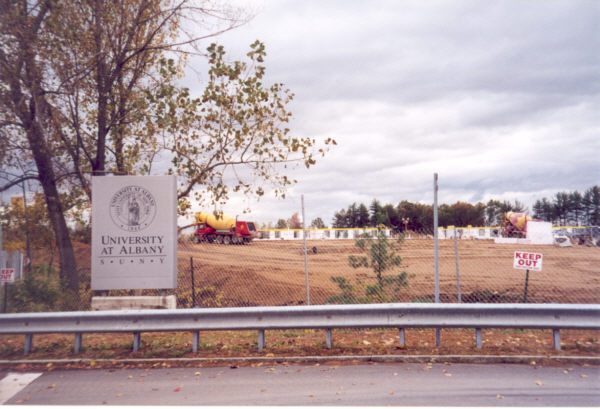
top-left (179, 0), bottom-right (599, 226)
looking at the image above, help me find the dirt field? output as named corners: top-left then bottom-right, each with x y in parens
top-left (2, 239), bottom-right (598, 361)
top-left (177, 239), bottom-right (599, 307)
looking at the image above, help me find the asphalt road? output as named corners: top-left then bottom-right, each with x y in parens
top-left (2, 362), bottom-right (598, 406)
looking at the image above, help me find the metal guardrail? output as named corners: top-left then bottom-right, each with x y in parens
top-left (1, 303), bottom-right (598, 355)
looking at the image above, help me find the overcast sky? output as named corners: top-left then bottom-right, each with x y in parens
top-left (181, 0), bottom-right (599, 226)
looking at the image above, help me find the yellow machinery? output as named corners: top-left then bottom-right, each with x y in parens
top-left (501, 212), bottom-right (532, 238)
top-left (195, 212), bottom-right (236, 231)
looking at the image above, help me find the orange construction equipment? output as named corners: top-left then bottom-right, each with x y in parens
top-left (501, 212), bottom-right (532, 238)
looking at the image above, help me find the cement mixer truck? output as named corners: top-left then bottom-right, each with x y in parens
top-left (194, 212), bottom-right (258, 244)
top-left (501, 212), bottom-right (532, 238)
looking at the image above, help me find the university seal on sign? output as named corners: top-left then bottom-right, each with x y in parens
top-left (109, 185), bottom-right (157, 232)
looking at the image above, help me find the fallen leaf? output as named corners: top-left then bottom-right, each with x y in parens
top-left (530, 361), bottom-right (536, 366)
top-left (308, 394), bottom-right (315, 398)
top-left (497, 394), bottom-right (504, 399)
top-left (444, 373), bottom-right (452, 377)
top-left (535, 381), bottom-right (543, 386)
top-left (265, 353), bottom-right (274, 357)
top-left (173, 387), bottom-right (181, 392)
top-left (90, 360), bottom-right (96, 367)
top-left (261, 389), bottom-right (267, 393)
top-left (424, 365), bottom-right (432, 370)
top-left (115, 393), bottom-right (124, 397)
top-left (194, 371), bottom-right (202, 376)
top-left (47, 384), bottom-right (56, 389)
top-left (388, 391), bottom-right (394, 395)
top-left (362, 340), bottom-right (371, 345)
top-left (393, 372), bottom-right (398, 376)
top-left (580, 374), bottom-right (588, 378)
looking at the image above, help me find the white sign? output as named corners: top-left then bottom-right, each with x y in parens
top-left (0, 250), bottom-right (23, 283)
top-left (91, 175), bottom-right (177, 290)
top-left (1, 268), bottom-right (15, 283)
top-left (513, 251), bottom-right (543, 271)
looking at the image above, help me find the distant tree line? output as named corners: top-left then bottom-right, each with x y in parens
top-left (532, 186), bottom-right (599, 226)
top-left (329, 185), bottom-right (599, 231)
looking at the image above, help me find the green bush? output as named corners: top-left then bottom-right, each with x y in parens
top-left (3, 263), bottom-right (88, 312)
top-left (328, 227), bottom-right (413, 304)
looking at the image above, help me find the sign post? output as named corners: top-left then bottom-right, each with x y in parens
top-left (523, 269), bottom-right (530, 303)
top-left (513, 251), bottom-right (543, 303)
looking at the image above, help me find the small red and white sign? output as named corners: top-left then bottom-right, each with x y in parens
top-left (1, 268), bottom-right (15, 283)
top-left (513, 251), bottom-right (543, 271)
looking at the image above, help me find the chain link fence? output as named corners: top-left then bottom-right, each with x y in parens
top-left (1, 225), bottom-right (598, 312)
top-left (173, 225), bottom-right (598, 308)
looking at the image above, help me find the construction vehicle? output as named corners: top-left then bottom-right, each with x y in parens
top-left (194, 212), bottom-right (258, 244)
top-left (571, 226), bottom-right (600, 246)
top-left (501, 212), bottom-right (532, 238)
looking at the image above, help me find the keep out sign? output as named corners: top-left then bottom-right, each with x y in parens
top-left (513, 251), bottom-right (543, 271)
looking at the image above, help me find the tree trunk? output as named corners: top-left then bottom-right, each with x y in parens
top-left (27, 125), bottom-right (79, 293)
top-left (5, 0), bottom-right (79, 296)
top-left (92, 0), bottom-right (108, 174)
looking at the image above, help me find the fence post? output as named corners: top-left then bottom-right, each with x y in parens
top-left (24, 334), bottom-right (33, 355)
top-left (454, 227), bottom-right (462, 303)
top-left (433, 173), bottom-right (441, 347)
top-left (190, 257), bottom-right (196, 308)
top-left (553, 329), bottom-right (561, 350)
top-left (301, 194), bottom-right (310, 305)
top-left (398, 328), bottom-right (405, 347)
top-left (193, 331), bottom-right (200, 353)
top-left (258, 330), bottom-right (265, 352)
top-left (74, 333), bottom-right (82, 354)
top-left (326, 329), bottom-right (332, 349)
top-left (133, 332), bottom-right (141, 352)
top-left (2, 283), bottom-right (6, 313)
top-left (0, 226), bottom-right (5, 313)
